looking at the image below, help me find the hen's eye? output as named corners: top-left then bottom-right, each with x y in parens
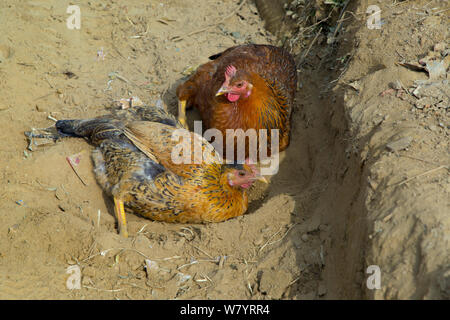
top-left (236, 82), bottom-right (243, 88)
top-left (238, 171), bottom-right (246, 177)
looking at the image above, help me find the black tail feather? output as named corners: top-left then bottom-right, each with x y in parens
top-left (55, 120), bottom-right (82, 137)
top-left (208, 52), bottom-right (223, 60)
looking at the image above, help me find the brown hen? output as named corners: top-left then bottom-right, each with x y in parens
top-left (176, 44), bottom-right (297, 160)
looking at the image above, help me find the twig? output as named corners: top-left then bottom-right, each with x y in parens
top-left (259, 223), bottom-right (296, 253)
top-left (297, 27), bottom-right (323, 67)
top-left (125, 15), bottom-right (135, 26)
top-left (301, 11), bottom-right (333, 33)
top-left (329, 51), bottom-right (355, 85)
top-left (259, 226), bottom-right (283, 253)
top-left (81, 247), bottom-right (150, 262)
top-left (388, 165), bottom-right (448, 187)
top-left (82, 247), bottom-right (184, 263)
top-left (333, 0), bottom-right (351, 39)
top-left (177, 258), bottom-right (219, 270)
top-left (86, 239), bottom-right (97, 259)
top-left (189, 244), bottom-right (214, 260)
top-left (161, 255), bottom-right (183, 261)
top-left (345, 10), bottom-right (363, 21)
top-left (177, 260), bottom-right (198, 270)
top-left (136, 224), bottom-right (147, 234)
top-left (17, 62), bottom-right (35, 68)
top-left (395, 49), bottom-right (406, 60)
top-left (201, 273), bottom-right (214, 287)
top-left (44, 76), bottom-right (54, 89)
top-left (124, 282), bottom-right (151, 292)
top-left (83, 285), bottom-right (124, 293)
top-left (390, 0), bottom-right (410, 7)
top-left (35, 92), bottom-right (54, 101)
top-left (433, 8), bottom-right (450, 15)
top-left (177, 227), bottom-right (195, 241)
top-left (398, 154), bottom-right (445, 167)
top-left (66, 156), bottom-right (88, 186)
top-left (111, 30), bottom-right (126, 60)
top-left (422, 1), bottom-right (433, 9)
top-left (247, 281), bottom-right (253, 295)
top-left (288, 277), bottom-right (301, 287)
top-left (48, 115), bottom-right (58, 122)
top-left (97, 209), bottom-right (101, 228)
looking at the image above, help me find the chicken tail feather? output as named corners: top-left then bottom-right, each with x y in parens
top-left (55, 120), bottom-right (82, 137)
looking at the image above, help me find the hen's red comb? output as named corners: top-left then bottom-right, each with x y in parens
top-left (225, 65), bottom-right (237, 78)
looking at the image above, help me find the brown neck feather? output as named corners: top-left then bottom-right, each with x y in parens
top-left (236, 73), bottom-right (289, 130)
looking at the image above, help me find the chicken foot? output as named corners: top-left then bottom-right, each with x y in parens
top-left (178, 100), bottom-right (187, 128)
top-left (114, 197), bottom-right (129, 238)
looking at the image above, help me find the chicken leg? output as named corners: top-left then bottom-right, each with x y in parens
top-left (114, 197), bottom-right (128, 238)
top-left (178, 100), bottom-right (187, 127)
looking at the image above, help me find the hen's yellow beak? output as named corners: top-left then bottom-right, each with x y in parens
top-left (257, 176), bottom-right (268, 184)
top-left (249, 174), bottom-right (268, 183)
top-left (215, 86), bottom-right (228, 96)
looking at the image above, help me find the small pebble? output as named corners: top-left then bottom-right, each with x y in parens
top-left (433, 42), bottom-right (446, 52)
top-left (82, 276), bottom-right (92, 286)
top-left (8, 224), bottom-right (19, 234)
top-left (388, 81), bottom-right (402, 90)
top-left (318, 283), bottom-right (327, 296)
top-left (386, 137), bottom-right (412, 152)
top-left (307, 215), bottom-right (321, 232)
top-left (35, 104), bottom-right (48, 112)
top-left (230, 31), bottom-right (241, 39)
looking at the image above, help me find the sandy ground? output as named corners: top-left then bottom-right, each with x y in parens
top-left (0, 0), bottom-right (325, 300)
top-left (338, 0), bottom-right (449, 299)
top-left (0, 0), bottom-right (448, 300)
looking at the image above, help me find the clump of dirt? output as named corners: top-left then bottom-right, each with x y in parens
top-left (0, 0), bottom-right (447, 300)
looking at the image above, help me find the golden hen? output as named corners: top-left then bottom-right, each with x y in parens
top-left (31, 105), bottom-right (264, 237)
